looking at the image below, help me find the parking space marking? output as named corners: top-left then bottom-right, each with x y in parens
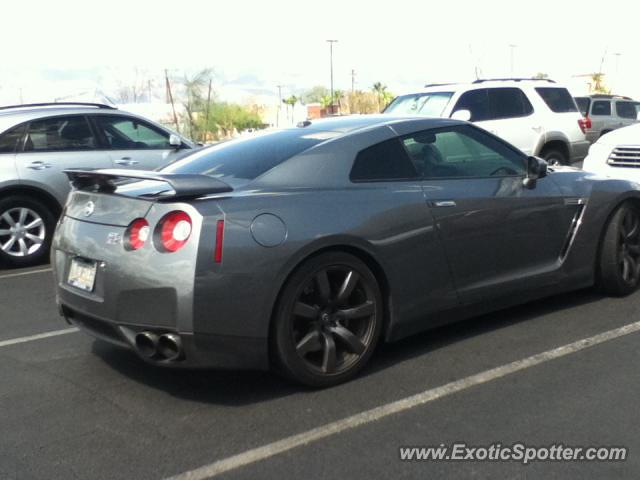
top-left (0, 327), bottom-right (78, 348)
top-left (166, 320), bottom-right (640, 480)
top-left (0, 267), bottom-right (53, 280)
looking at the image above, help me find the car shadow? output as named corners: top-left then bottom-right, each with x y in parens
top-left (92, 287), bottom-right (606, 406)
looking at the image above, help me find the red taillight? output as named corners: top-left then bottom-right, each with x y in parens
top-left (214, 220), bottom-right (224, 263)
top-left (125, 218), bottom-right (150, 251)
top-left (578, 117), bottom-right (592, 134)
top-left (157, 211), bottom-right (192, 252)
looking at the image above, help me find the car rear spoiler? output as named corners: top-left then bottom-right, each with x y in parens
top-left (64, 169), bottom-right (233, 199)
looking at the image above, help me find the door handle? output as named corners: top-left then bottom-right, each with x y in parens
top-left (431, 200), bottom-right (457, 208)
top-left (115, 158), bottom-right (139, 166)
top-left (27, 161), bottom-right (53, 170)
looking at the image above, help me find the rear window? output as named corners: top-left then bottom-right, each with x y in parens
top-left (160, 129), bottom-right (332, 186)
top-left (575, 97), bottom-right (590, 116)
top-left (535, 88), bottom-right (578, 113)
top-left (384, 92), bottom-right (453, 117)
top-left (616, 101), bottom-right (637, 119)
top-left (591, 101), bottom-right (611, 116)
top-left (350, 138), bottom-right (418, 181)
top-left (0, 124), bottom-right (25, 153)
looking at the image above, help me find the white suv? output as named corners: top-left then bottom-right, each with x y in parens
top-left (385, 78), bottom-right (590, 165)
top-left (582, 123), bottom-right (640, 181)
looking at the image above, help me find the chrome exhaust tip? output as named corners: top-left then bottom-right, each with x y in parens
top-left (157, 333), bottom-right (183, 361)
top-left (135, 332), bottom-right (159, 358)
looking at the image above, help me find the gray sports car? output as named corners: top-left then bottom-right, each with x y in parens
top-left (52, 115), bottom-right (640, 387)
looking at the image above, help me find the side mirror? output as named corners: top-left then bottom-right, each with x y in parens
top-left (523, 156), bottom-right (548, 189)
top-left (450, 109), bottom-right (472, 122)
top-left (169, 134), bottom-right (182, 149)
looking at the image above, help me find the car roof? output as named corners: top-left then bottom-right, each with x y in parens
top-left (292, 114), bottom-right (462, 134)
top-left (0, 106), bottom-right (149, 133)
top-left (396, 79), bottom-right (563, 97)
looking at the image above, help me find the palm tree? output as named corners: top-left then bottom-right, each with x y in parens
top-left (333, 89), bottom-right (344, 112)
top-left (283, 95), bottom-right (298, 124)
top-left (372, 82), bottom-right (387, 112)
top-left (589, 73), bottom-right (609, 94)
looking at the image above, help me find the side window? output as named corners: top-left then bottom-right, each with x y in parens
top-left (616, 101), bottom-right (637, 119)
top-left (575, 97), bottom-right (590, 116)
top-left (451, 89), bottom-right (491, 121)
top-left (488, 88), bottom-right (534, 119)
top-left (0, 124), bottom-right (26, 153)
top-left (401, 126), bottom-right (526, 179)
top-left (95, 116), bottom-right (170, 149)
top-left (24, 116), bottom-right (96, 152)
top-left (350, 138), bottom-right (418, 182)
top-left (591, 101), bottom-right (612, 116)
top-left (535, 88), bottom-right (578, 113)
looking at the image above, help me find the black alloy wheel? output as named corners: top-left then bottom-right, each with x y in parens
top-left (272, 252), bottom-right (383, 387)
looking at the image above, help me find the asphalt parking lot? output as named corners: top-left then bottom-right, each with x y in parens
top-left (1, 262), bottom-right (639, 479)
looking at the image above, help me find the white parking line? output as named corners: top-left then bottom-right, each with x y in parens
top-left (0, 328), bottom-right (79, 348)
top-left (166, 320), bottom-right (640, 480)
top-left (0, 267), bottom-right (53, 280)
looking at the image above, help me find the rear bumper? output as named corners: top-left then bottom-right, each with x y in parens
top-left (570, 140), bottom-right (591, 162)
top-left (58, 300), bottom-right (269, 370)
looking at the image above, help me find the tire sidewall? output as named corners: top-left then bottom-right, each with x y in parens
top-left (271, 251), bottom-right (383, 388)
top-left (0, 195), bottom-right (56, 267)
top-left (541, 148), bottom-right (567, 166)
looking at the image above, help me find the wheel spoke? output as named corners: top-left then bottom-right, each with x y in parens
top-left (1, 212), bottom-right (16, 228)
top-left (1, 236), bottom-right (16, 252)
top-left (339, 300), bottom-right (375, 320)
top-left (18, 238), bottom-right (28, 256)
top-left (25, 218), bottom-right (43, 230)
top-left (336, 270), bottom-right (359, 304)
top-left (624, 212), bottom-right (640, 240)
top-left (0, 229), bottom-right (10, 236)
top-left (626, 254), bottom-right (639, 283)
top-left (329, 324), bottom-right (366, 355)
top-left (293, 301), bottom-right (318, 319)
top-left (315, 270), bottom-right (331, 302)
top-left (18, 208), bottom-right (28, 225)
top-left (321, 332), bottom-right (337, 374)
top-left (25, 233), bottom-right (43, 244)
top-left (296, 330), bottom-right (322, 356)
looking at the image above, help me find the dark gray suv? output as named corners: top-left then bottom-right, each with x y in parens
top-left (0, 102), bottom-right (194, 267)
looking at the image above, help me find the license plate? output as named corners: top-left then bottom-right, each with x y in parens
top-left (67, 258), bottom-right (97, 292)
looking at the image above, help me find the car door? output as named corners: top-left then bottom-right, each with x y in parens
top-left (14, 115), bottom-right (111, 203)
top-left (401, 124), bottom-right (577, 304)
top-left (590, 100), bottom-right (612, 135)
top-left (91, 114), bottom-right (185, 171)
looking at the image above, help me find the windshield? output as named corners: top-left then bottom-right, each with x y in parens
top-left (384, 92), bottom-right (453, 117)
top-left (160, 129), bottom-right (334, 187)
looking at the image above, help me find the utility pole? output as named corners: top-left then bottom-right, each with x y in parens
top-left (509, 44), bottom-right (517, 76)
top-left (165, 69), bottom-right (180, 133)
top-left (351, 69), bottom-right (356, 93)
top-left (276, 84), bottom-right (283, 127)
top-left (327, 40), bottom-right (338, 114)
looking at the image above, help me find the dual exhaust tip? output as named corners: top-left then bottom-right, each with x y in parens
top-left (135, 332), bottom-right (183, 362)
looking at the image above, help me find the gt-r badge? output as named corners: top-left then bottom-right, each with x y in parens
top-left (106, 232), bottom-right (122, 245)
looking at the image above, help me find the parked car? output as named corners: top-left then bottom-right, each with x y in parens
top-left (53, 115), bottom-right (640, 387)
top-left (582, 123), bottom-right (640, 181)
top-left (385, 78), bottom-right (590, 166)
top-left (574, 94), bottom-right (640, 143)
top-left (0, 102), bottom-right (194, 267)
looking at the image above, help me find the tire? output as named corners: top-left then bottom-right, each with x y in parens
top-left (0, 196), bottom-right (56, 268)
top-left (271, 251), bottom-right (384, 387)
top-left (597, 202), bottom-right (640, 297)
top-left (540, 147), bottom-right (568, 166)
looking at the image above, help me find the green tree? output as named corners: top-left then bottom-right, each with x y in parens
top-left (181, 68), bottom-right (213, 140)
top-left (589, 73), bottom-right (610, 94)
top-left (372, 82), bottom-right (388, 112)
top-left (302, 85), bottom-right (330, 104)
top-left (283, 95), bottom-right (298, 123)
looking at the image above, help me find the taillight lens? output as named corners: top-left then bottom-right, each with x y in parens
top-left (125, 218), bottom-right (150, 251)
top-left (214, 220), bottom-right (224, 263)
top-left (578, 117), bottom-right (592, 134)
top-left (157, 211), bottom-right (192, 252)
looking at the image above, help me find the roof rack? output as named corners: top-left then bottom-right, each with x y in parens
top-left (424, 83), bottom-right (458, 88)
top-left (0, 102), bottom-right (117, 111)
top-left (472, 78), bottom-right (556, 84)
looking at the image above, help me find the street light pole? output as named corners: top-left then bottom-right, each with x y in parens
top-left (327, 40), bottom-right (338, 114)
